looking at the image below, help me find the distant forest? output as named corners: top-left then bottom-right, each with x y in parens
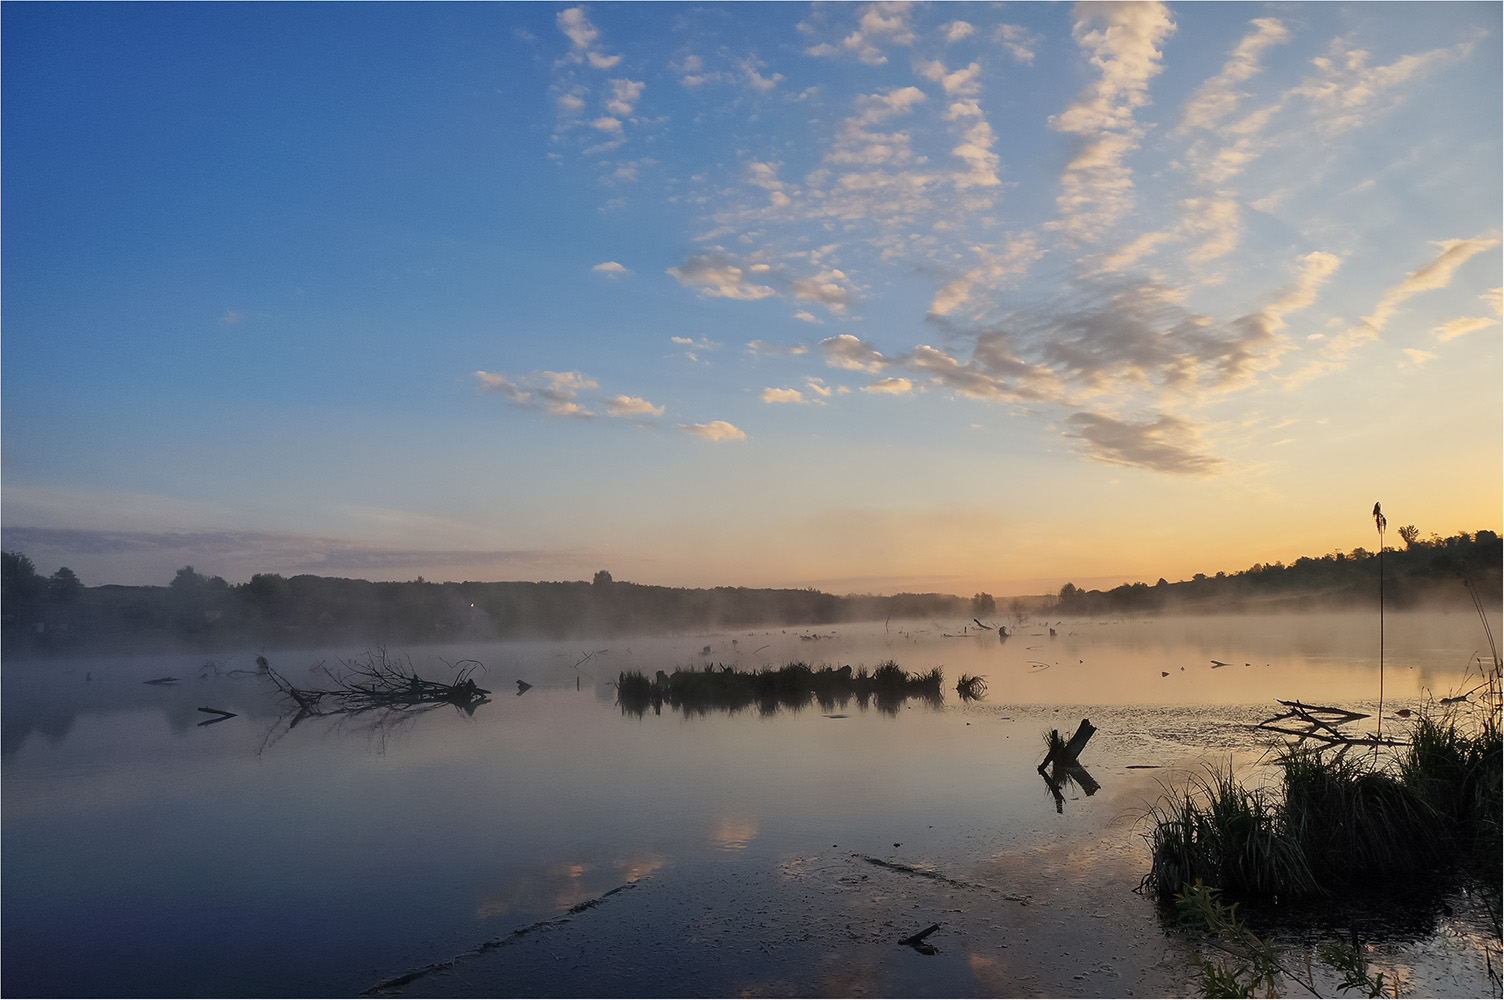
top-left (2, 529), bottom-right (1498, 656)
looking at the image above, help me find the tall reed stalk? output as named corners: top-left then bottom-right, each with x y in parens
top-left (1373, 501), bottom-right (1387, 739)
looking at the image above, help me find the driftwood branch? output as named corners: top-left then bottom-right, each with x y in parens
top-left (1254, 700), bottom-right (1408, 748)
top-left (196, 706), bottom-right (238, 726)
top-left (899, 923), bottom-right (941, 954)
top-left (263, 650), bottom-right (490, 725)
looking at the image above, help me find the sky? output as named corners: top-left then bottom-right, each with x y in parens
top-left (2, 2), bottom-right (1500, 598)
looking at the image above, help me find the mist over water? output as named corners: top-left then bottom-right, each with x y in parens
top-left (3, 610), bottom-right (1498, 997)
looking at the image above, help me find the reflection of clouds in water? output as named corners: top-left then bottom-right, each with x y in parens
top-left (474, 853), bottom-right (665, 921)
top-left (967, 953), bottom-right (1013, 995)
top-left (709, 815), bottom-right (758, 850)
top-left (613, 856), bottom-right (664, 883)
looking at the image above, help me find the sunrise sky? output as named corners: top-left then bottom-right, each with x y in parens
top-left (2, 2), bottom-right (1500, 597)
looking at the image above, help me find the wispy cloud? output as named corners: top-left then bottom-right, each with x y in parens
top-left (671, 335), bottom-right (720, 363)
top-left (805, 2), bottom-right (917, 65)
top-left (557, 6), bottom-right (621, 69)
top-left (1292, 35), bottom-right (1475, 134)
top-left (593, 260), bottom-right (630, 276)
top-left (747, 339), bottom-right (810, 356)
top-left (994, 24), bottom-right (1038, 64)
top-left (762, 387), bottom-right (805, 403)
top-left (1287, 235), bottom-right (1499, 385)
top-left (821, 333), bottom-right (889, 373)
top-left (1435, 315), bottom-right (1497, 343)
top-left (1064, 412), bottom-right (1223, 475)
top-left (476, 369), bottom-right (597, 418)
top-left (1178, 18), bottom-right (1290, 134)
top-left (861, 377), bottom-right (913, 395)
top-left (667, 254), bottom-right (776, 300)
top-left (604, 395), bottom-right (664, 418)
top-left (1048, 2), bottom-right (1176, 241)
top-left (679, 420), bottom-right (747, 442)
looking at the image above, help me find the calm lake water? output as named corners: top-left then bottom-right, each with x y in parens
top-left (3, 611), bottom-right (1499, 998)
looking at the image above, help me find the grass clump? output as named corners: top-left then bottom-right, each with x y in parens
top-left (1144, 709), bottom-right (1500, 902)
top-left (1279, 745), bottom-right (1444, 885)
top-left (1399, 713), bottom-right (1502, 857)
top-left (1145, 765), bottom-right (1317, 900)
top-left (616, 659), bottom-right (944, 717)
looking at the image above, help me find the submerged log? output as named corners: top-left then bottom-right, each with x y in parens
top-left (196, 706), bottom-right (237, 725)
top-left (899, 923), bottom-right (942, 954)
top-left (263, 650), bottom-right (490, 724)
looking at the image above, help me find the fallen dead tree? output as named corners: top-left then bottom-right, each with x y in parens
top-left (1254, 699), bottom-right (1408, 750)
top-left (264, 648), bottom-right (490, 726)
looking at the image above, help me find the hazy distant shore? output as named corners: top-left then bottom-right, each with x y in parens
top-left (3, 530), bottom-right (1496, 657)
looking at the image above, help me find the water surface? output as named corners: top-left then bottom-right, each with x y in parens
top-left (3, 611), bottom-right (1497, 996)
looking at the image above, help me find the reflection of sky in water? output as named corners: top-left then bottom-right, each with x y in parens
top-left (2, 611), bottom-right (1497, 996)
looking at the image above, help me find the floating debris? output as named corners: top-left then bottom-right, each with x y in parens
top-left (143, 676), bottom-right (179, 686)
top-left (898, 923), bottom-right (941, 955)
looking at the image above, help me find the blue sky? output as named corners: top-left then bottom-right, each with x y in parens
top-left (3, 2), bottom-right (1500, 596)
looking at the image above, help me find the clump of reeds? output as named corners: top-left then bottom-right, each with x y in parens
top-left (956, 673), bottom-right (987, 701)
top-left (615, 659), bottom-right (943, 717)
top-left (1143, 764), bottom-right (1317, 900)
top-left (1279, 744), bottom-right (1443, 883)
top-left (1144, 706), bottom-right (1501, 901)
top-left (1398, 712), bottom-right (1502, 857)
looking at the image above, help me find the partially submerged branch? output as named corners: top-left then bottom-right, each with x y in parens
top-left (264, 648), bottom-right (490, 724)
top-left (1255, 700), bottom-right (1407, 749)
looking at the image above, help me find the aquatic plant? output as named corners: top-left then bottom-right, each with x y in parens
top-left (1279, 744), bottom-right (1443, 884)
top-left (955, 673), bottom-right (987, 701)
top-left (1143, 765), bottom-right (1317, 900)
top-left (615, 660), bottom-right (944, 717)
top-left (1397, 712), bottom-right (1502, 858)
top-left (1145, 701), bottom-right (1500, 903)
top-left (1175, 880), bottom-right (1394, 999)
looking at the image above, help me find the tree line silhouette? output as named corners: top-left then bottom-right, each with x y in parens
top-left (0, 552), bottom-right (975, 654)
top-left (1052, 529), bottom-right (1500, 615)
top-left (2, 528), bottom-right (1497, 655)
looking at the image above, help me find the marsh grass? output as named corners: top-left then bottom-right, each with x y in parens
top-left (1398, 713), bottom-right (1502, 856)
top-left (1280, 745), bottom-right (1444, 884)
top-left (1144, 765), bottom-right (1318, 900)
top-left (956, 673), bottom-right (988, 701)
top-left (616, 660), bottom-right (944, 717)
top-left (1144, 710), bottom-right (1501, 901)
